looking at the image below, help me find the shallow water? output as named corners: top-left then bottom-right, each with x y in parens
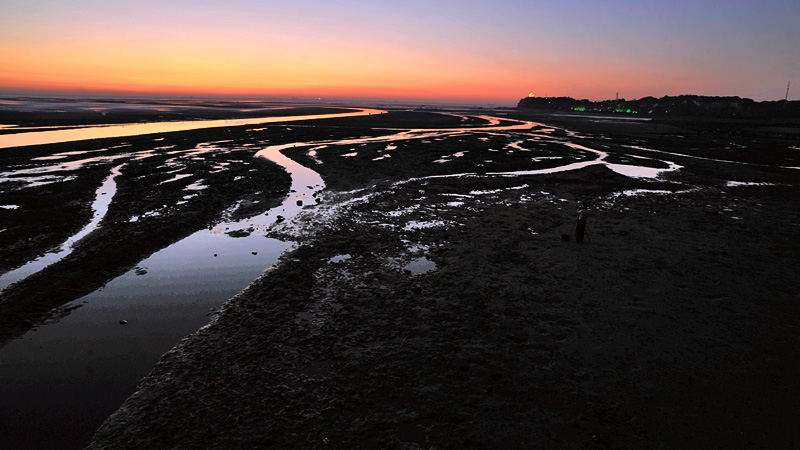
top-left (0, 165), bottom-right (123, 290)
top-left (0, 108), bottom-right (688, 449)
top-left (0, 110), bottom-right (363, 450)
top-left (0, 233), bottom-right (290, 447)
top-left (404, 256), bottom-right (437, 275)
top-left (0, 108), bottom-right (383, 149)
top-left (0, 142), bottom-right (313, 448)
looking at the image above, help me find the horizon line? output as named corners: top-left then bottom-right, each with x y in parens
top-left (1, 91), bottom-right (796, 107)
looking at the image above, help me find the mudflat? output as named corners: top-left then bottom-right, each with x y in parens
top-left (2, 105), bottom-right (799, 448)
top-left (82, 112), bottom-right (800, 448)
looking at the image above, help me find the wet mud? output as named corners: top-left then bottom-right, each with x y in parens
top-left (0, 112), bottom-right (401, 345)
top-left (79, 112), bottom-right (800, 449)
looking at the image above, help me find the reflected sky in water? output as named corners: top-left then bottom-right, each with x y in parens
top-left (0, 109), bottom-right (689, 449)
top-left (0, 165), bottom-right (123, 290)
top-left (0, 108), bottom-right (383, 149)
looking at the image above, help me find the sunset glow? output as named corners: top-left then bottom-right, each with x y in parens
top-left (2, 0), bottom-right (798, 104)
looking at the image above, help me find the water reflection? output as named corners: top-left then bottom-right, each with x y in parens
top-left (0, 108), bottom-right (383, 149)
top-left (0, 108), bottom-right (691, 450)
top-left (404, 256), bottom-right (437, 275)
top-left (0, 165), bottom-right (123, 290)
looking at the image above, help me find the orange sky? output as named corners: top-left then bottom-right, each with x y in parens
top-left (0, 32), bottom-right (544, 103)
top-left (1, 1), bottom-right (798, 104)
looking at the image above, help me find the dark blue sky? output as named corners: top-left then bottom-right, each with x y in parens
top-left (1, 0), bottom-right (798, 103)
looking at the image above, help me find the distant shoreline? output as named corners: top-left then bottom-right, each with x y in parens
top-left (0, 94), bottom-right (515, 110)
top-left (518, 94), bottom-right (800, 119)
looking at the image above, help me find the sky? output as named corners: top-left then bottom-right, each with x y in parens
top-left (1, 0), bottom-right (798, 105)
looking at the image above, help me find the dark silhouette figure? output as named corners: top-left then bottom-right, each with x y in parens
top-left (576, 202), bottom-right (588, 243)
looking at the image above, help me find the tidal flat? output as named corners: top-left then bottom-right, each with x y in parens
top-left (1, 99), bottom-right (799, 449)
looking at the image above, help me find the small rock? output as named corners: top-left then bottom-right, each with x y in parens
top-left (119, 320), bottom-right (127, 325)
top-left (252, 251), bottom-right (258, 255)
top-left (226, 229), bottom-right (251, 238)
top-left (297, 200), bottom-right (303, 206)
top-left (214, 253), bottom-right (218, 257)
top-left (134, 267), bottom-right (148, 276)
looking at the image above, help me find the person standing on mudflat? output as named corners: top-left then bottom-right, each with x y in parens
top-left (576, 202), bottom-right (588, 243)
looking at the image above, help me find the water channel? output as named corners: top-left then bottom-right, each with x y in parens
top-left (0, 108), bottom-right (378, 449)
top-left (0, 109), bottom-right (682, 449)
top-left (0, 109), bottom-right (384, 149)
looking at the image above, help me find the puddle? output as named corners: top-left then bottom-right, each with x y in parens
top-left (606, 161), bottom-right (682, 179)
top-left (404, 220), bottom-right (449, 230)
top-left (506, 140), bottom-right (527, 151)
top-left (726, 181), bottom-right (778, 187)
top-left (469, 184), bottom-right (529, 195)
top-left (385, 205), bottom-right (421, 217)
top-left (434, 151), bottom-right (467, 163)
top-left (405, 242), bottom-right (430, 253)
top-left (184, 180), bottom-right (208, 191)
top-left (615, 189), bottom-right (675, 197)
top-left (0, 174), bottom-right (79, 190)
top-left (441, 193), bottom-right (473, 198)
top-left (330, 254), bottom-right (351, 263)
top-left (607, 188), bottom-right (699, 201)
top-left (404, 256), bottom-right (436, 275)
top-left (4, 154), bottom-right (130, 180)
top-left (159, 173), bottom-right (193, 184)
top-left (307, 145), bottom-right (327, 165)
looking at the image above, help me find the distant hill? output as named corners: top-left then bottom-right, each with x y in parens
top-left (517, 95), bottom-right (800, 119)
